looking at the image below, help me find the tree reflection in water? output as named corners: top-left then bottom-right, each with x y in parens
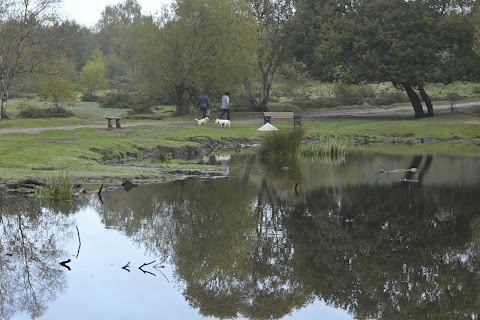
top-left (90, 153), bottom-right (480, 319)
top-left (0, 195), bottom-right (74, 319)
top-left (1, 152), bottom-right (479, 319)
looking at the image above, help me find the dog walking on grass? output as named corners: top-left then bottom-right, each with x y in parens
top-left (195, 117), bottom-right (209, 125)
top-left (215, 119), bottom-right (231, 128)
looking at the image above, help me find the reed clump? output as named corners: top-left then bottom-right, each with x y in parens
top-left (260, 127), bottom-right (306, 163)
top-left (302, 137), bottom-right (347, 165)
top-left (36, 171), bottom-right (75, 202)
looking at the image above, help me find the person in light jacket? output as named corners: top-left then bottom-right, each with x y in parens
top-left (219, 92), bottom-right (230, 120)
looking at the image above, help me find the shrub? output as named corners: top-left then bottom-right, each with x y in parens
top-left (128, 103), bottom-right (154, 115)
top-left (471, 86), bottom-right (480, 94)
top-left (81, 92), bottom-right (98, 102)
top-left (446, 92), bottom-right (461, 102)
top-left (99, 92), bottom-right (153, 110)
top-left (317, 96), bottom-right (340, 108)
top-left (367, 91), bottom-right (408, 106)
top-left (333, 83), bottom-right (364, 106)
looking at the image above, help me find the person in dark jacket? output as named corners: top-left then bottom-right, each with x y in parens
top-left (197, 91), bottom-right (211, 118)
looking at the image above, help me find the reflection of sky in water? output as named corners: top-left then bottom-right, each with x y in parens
top-left (23, 207), bottom-right (352, 320)
top-left (9, 151), bottom-right (479, 320)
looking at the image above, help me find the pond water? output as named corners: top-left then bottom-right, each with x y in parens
top-left (1, 151), bottom-right (480, 320)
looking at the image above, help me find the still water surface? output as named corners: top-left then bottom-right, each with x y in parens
top-left (2, 151), bottom-right (479, 320)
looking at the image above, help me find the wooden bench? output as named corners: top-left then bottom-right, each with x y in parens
top-left (263, 112), bottom-right (301, 126)
top-left (106, 117), bottom-right (122, 128)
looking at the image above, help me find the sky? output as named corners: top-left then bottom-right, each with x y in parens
top-left (60, 0), bottom-right (172, 28)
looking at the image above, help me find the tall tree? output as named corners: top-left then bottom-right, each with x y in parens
top-left (95, 0), bottom-right (144, 78)
top-left (134, 0), bottom-right (257, 116)
top-left (79, 49), bottom-right (108, 97)
top-left (244, 0), bottom-right (295, 111)
top-left (53, 20), bottom-right (94, 72)
top-left (0, 0), bottom-right (61, 119)
top-left (290, 0), bottom-right (479, 118)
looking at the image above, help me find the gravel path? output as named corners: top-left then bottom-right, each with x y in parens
top-left (0, 101), bottom-right (478, 135)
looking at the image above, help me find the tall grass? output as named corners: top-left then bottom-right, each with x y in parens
top-left (36, 171), bottom-right (75, 202)
top-left (302, 138), bottom-right (347, 165)
top-left (260, 127), bottom-right (306, 163)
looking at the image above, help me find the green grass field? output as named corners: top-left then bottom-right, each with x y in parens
top-left (0, 81), bottom-right (479, 183)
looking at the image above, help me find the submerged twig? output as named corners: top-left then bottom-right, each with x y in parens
top-left (157, 269), bottom-right (170, 283)
top-left (375, 161), bottom-right (390, 173)
top-left (122, 261), bottom-right (131, 272)
top-left (375, 161), bottom-right (418, 174)
top-left (98, 184), bottom-right (104, 204)
top-left (139, 260), bottom-right (155, 268)
top-left (59, 259), bottom-right (71, 271)
top-left (75, 225), bottom-right (81, 259)
top-left (139, 260), bottom-right (156, 276)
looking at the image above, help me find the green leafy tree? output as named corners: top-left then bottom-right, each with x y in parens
top-left (94, 0), bottom-right (144, 80)
top-left (470, 6), bottom-right (480, 56)
top-left (53, 20), bottom-right (95, 72)
top-left (289, 0), bottom-right (480, 118)
top-left (79, 50), bottom-right (108, 96)
top-left (0, 0), bottom-right (61, 119)
top-left (134, 0), bottom-right (257, 116)
top-left (41, 76), bottom-right (76, 108)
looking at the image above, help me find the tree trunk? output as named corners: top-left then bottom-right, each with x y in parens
top-left (418, 84), bottom-right (434, 117)
top-left (401, 83), bottom-right (426, 118)
top-left (173, 83), bottom-right (190, 116)
top-left (243, 81), bottom-right (260, 111)
top-left (258, 68), bottom-right (274, 111)
top-left (1, 94), bottom-right (8, 119)
top-left (242, 69), bottom-right (273, 113)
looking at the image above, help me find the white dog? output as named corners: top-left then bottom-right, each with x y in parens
top-left (195, 117), bottom-right (209, 125)
top-left (215, 119), bottom-right (231, 128)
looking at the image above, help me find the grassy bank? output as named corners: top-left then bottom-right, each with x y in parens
top-left (0, 97), bottom-right (479, 184)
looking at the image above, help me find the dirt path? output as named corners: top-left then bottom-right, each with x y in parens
top-left (0, 101), bottom-right (478, 135)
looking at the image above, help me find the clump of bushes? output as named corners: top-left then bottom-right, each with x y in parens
top-left (99, 92), bottom-right (158, 115)
top-left (333, 83), bottom-right (375, 106)
top-left (81, 92), bottom-right (98, 102)
top-left (367, 91), bottom-right (408, 106)
top-left (471, 86), bottom-right (480, 95)
top-left (128, 103), bottom-right (154, 115)
top-left (99, 92), bottom-right (148, 109)
top-left (18, 102), bottom-right (74, 118)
